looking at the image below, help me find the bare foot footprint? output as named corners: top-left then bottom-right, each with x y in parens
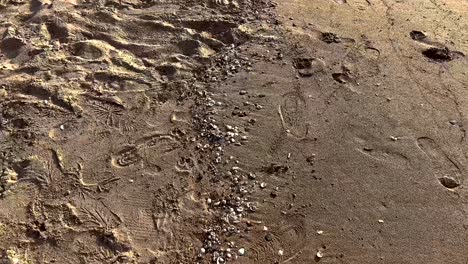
top-left (417, 137), bottom-right (462, 189)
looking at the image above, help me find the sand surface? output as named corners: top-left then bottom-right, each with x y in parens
top-left (0, 0), bottom-right (467, 263)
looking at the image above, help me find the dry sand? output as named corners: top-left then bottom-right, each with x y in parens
top-left (0, 0), bottom-right (467, 263)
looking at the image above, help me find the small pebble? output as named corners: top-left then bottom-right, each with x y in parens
top-left (278, 249), bottom-right (284, 256)
top-left (238, 248), bottom-right (245, 256)
top-left (316, 250), bottom-right (323, 258)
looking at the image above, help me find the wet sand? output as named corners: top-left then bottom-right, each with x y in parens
top-left (0, 0), bottom-right (467, 263)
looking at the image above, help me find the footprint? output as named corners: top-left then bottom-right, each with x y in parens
top-left (292, 57), bottom-right (326, 77)
top-left (249, 214), bottom-right (306, 263)
top-left (0, 37), bottom-right (26, 58)
top-left (109, 190), bottom-right (160, 250)
top-left (422, 47), bottom-right (464, 62)
top-left (417, 137), bottom-right (462, 188)
top-left (410, 30), bottom-right (429, 43)
top-left (138, 133), bottom-right (179, 151)
top-left (358, 148), bottom-right (410, 167)
top-left (72, 40), bottom-right (109, 60)
top-left (111, 146), bottom-right (141, 168)
top-left (211, 0), bottom-right (239, 8)
top-left (271, 87), bottom-right (312, 154)
top-left (331, 0), bottom-right (347, 4)
top-left (408, 31), bottom-right (465, 62)
top-left (279, 88), bottom-right (309, 139)
top-left (350, 0), bottom-right (372, 10)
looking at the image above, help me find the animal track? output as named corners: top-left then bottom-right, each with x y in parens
top-left (175, 156), bottom-right (199, 175)
top-left (21, 159), bottom-right (56, 188)
top-left (90, 102), bottom-right (124, 128)
top-left (76, 200), bottom-right (122, 231)
top-left (417, 137), bottom-right (462, 189)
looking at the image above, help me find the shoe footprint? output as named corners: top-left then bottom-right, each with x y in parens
top-left (417, 137), bottom-right (462, 189)
top-left (248, 214), bottom-right (307, 263)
